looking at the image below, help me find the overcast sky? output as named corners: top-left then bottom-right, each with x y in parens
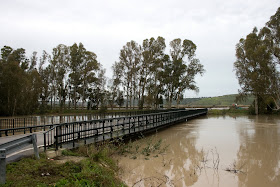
top-left (1, 0), bottom-right (280, 97)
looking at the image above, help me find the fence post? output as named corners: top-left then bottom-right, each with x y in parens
top-left (0, 120), bottom-right (2, 137)
top-left (72, 123), bottom-right (75, 148)
top-left (0, 149), bottom-right (6, 184)
top-left (44, 133), bottom-right (47, 152)
top-left (23, 118), bottom-right (26, 134)
top-left (56, 126), bottom-right (62, 150)
top-left (12, 119), bottom-right (15, 135)
top-left (102, 120), bottom-right (105, 141)
top-left (128, 117), bottom-right (131, 134)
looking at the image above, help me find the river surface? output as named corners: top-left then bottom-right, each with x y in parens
top-left (117, 115), bottom-right (280, 187)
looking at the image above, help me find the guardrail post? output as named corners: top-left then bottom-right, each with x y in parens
top-left (31, 134), bottom-right (40, 159)
top-left (55, 127), bottom-right (59, 150)
top-left (0, 149), bottom-right (6, 184)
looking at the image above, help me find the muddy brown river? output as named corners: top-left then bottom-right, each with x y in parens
top-left (117, 115), bottom-right (280, 187)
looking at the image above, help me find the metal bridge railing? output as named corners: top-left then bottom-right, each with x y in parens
top-left (43, 109), bottom-right (207, 151)
top-left (0, 109), bottom-right (178, 137)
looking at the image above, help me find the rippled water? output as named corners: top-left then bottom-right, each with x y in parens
top-left (118, 115), bottom-right (280, 187)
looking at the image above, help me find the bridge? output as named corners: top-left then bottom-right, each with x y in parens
top-left (0, 109), bottom-right (207, 155)
top-left (43, 109), bottom-right (207, 150)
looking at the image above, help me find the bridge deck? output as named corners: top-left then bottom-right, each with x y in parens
top-left (0, 109), bottom-right (208, 159)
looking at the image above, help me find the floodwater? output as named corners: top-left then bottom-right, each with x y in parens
top-left (118, 115), bottom-right (280, 187)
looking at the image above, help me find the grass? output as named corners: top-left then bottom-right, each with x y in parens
top-left (2, 145), bottom-right (126, 187)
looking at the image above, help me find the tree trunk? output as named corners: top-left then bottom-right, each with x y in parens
top-left (74, 87), bottom-right (77, 110)
top-left (50, 96), bottom-right (53, 110)
top-left (139, 82), bottom-right (146, 110)
top-left (12, 98), bottom-right (17, 116)
top-left (255, 95), bottom-right (259, 115)
top-left (168, 94), bottom-right (172, 109)
top-left (126, 88), bottom-right (129, 110)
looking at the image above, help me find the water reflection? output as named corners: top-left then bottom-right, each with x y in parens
top-left (118, 123), bottom-right (203, 186)
top-left (236, 115), bottom-right (280, 187)
top-left (118, 115), bottom-right (280, 187)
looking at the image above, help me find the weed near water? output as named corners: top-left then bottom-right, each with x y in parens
top-left (116, 135), bottom-right (169, 159)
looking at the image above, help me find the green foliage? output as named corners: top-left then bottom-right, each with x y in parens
top-left (0, 46), bottom-right (42, 116)
top-left (163, 38), bottom-right (205, 108)
top-left (0, 42), bottom-right (104, 116)
top-left (4, 146), bottom-right (126, 187)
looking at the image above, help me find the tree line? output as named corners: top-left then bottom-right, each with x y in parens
top-left (234, 7), bottom-right (280, 114)
top-left (112, 37), bottom-right (204, 110)
top-left (0, 43), bottom-right (104, 116)
top-left (0, 37), bottom-right (204, 116)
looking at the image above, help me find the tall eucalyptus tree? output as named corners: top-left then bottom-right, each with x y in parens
top-left (115, 40), bottom-right (141, 109)
top-left (140, 36), bottom-right (166, 109)
top-left (234, 28), bottom-right (274, 115)
top-left (164, 38), bottom-right (204, 108)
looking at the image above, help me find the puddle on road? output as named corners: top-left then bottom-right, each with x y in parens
top-left (117, 115), bottom-right (280, 187)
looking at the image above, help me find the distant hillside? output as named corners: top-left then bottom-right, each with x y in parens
top-left (179, 94), bottom-right (254, 106)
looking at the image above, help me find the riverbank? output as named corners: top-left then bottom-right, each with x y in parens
top-left (2, 134), bottom-right (169, 186)
top-left (2, 144), bottom-right (126, 187)
top-left (208, 108), bottom-right (249, 115)
top-left (208, 108), bottom-right (280, 116)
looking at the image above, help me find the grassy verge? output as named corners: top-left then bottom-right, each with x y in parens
top-left (2, 144), bottom-right (126, 187)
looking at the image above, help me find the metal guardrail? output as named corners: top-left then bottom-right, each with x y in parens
top-left (43, 109), bottom-right (207, 151)
top-left (0, 110), bottom-right (175, 137)
top-left (0, 134), bottom-right (40, 184)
